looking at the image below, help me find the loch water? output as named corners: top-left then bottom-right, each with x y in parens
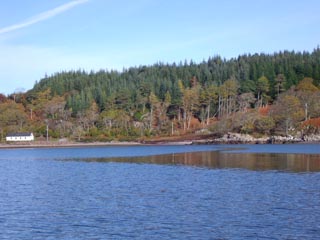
top-left (0, 144), bottom-right (319, 239)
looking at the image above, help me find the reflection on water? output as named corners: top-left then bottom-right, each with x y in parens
top-left (67, 151), bottom-right (320, 172)
top-left (2, 147), bottom-right (320, 239)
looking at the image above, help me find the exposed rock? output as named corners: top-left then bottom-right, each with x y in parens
top-left (193, 132), bottom-right (268, 144)
top-left (302, 134), bottom-right (320, 142)
top-left (268, 135), bottom-right (302, 144)
top-left (218, 133), bottom-right (269, 144)
top-left (193, 132), bottom-right (320, 144)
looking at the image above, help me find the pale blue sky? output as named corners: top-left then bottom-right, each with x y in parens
top-left (0, 0), bottom-right (319, 94)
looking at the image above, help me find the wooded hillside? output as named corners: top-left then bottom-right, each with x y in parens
top-left (1, 47), bottom-right (320, 141)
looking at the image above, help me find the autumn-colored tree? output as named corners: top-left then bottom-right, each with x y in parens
top-left (76, 101), bottom-right (99, 133)
top-left (44, 96), bottom-right (66, 120)
top-left (199, 84), bottom-right (219, 125)
top-left (254, 116), bottom-right (275, 135)
top-left (99, 109), bottom-right (118, 129)
top-left (295, 77), bottom-right (320, 120)
top-left (238, 92), bottom-right (256, 112)
top-left (0, 100), bottom-right (29, 133)
top-left (178, 80), bottom-right (200, 130)
top-left (29, 88), bottom-right (52, 119)
top-left (218, 77), bottom-right (239, 117)
top-left (296, 77), bottom-right (319, 92)
top-left (301, 117), bottom-right (320, 134)
top-left (86, 101), bottom-right (99, 129)
top-left (73, 125), bottom-right (85, 141)
top-left (114, 109), bottom-right (131, 135)
top-left (271, 92), bottom-right (304, 135)
top-left (232, 111), bottom-right (259, 134)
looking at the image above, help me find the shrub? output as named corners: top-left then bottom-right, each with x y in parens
top-left (254, 116), bottom-right (275, 135)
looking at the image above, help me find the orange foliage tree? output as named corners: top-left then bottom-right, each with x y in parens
top-left (301, 117), bottom-right (320, 134)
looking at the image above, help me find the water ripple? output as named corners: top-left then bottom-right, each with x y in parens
top-left (0, 147), bottom-right (320, 239)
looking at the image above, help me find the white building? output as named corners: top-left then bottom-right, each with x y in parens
top-left (6, 133), bottom-right (35, 142)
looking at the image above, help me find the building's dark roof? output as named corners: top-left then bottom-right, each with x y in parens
top-left (6, 132), bottom-right (33, 137)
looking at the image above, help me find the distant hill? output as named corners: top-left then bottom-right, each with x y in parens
top-left (1, 47), bottom-right (319, 141)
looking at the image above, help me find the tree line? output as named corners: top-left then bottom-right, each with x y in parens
top-left (1, 47), bottom-right (320, 141)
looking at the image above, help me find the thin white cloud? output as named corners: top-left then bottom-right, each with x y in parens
top-left (0, 0), bottom-right (89, 35)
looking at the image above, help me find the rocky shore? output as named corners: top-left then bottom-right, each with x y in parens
top-left (192, 133), bottom-right (320, 144)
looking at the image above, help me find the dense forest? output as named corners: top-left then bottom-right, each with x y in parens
top-left (1, 47), bottom-right (320, 142)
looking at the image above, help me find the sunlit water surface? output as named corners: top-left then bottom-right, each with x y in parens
top-left (0, 144), bottom-right (319, 239)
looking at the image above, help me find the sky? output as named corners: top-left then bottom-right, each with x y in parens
top-left (0, 0), bottom-right (319, 95)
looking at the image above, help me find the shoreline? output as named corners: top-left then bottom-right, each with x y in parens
top-left (0, 136), bottom-right (319, 149)
top-left (0, 140), bottom-right (197, 149)
top-left (0, 141), bottom-right (142, 149)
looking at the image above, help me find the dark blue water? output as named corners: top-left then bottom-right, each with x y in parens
top-left (1, 144), bottom-right (319, 160)
top-left (0, 144), bottom-right (320, 239)
top-left (0, 144), bottom-right (218, 161)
